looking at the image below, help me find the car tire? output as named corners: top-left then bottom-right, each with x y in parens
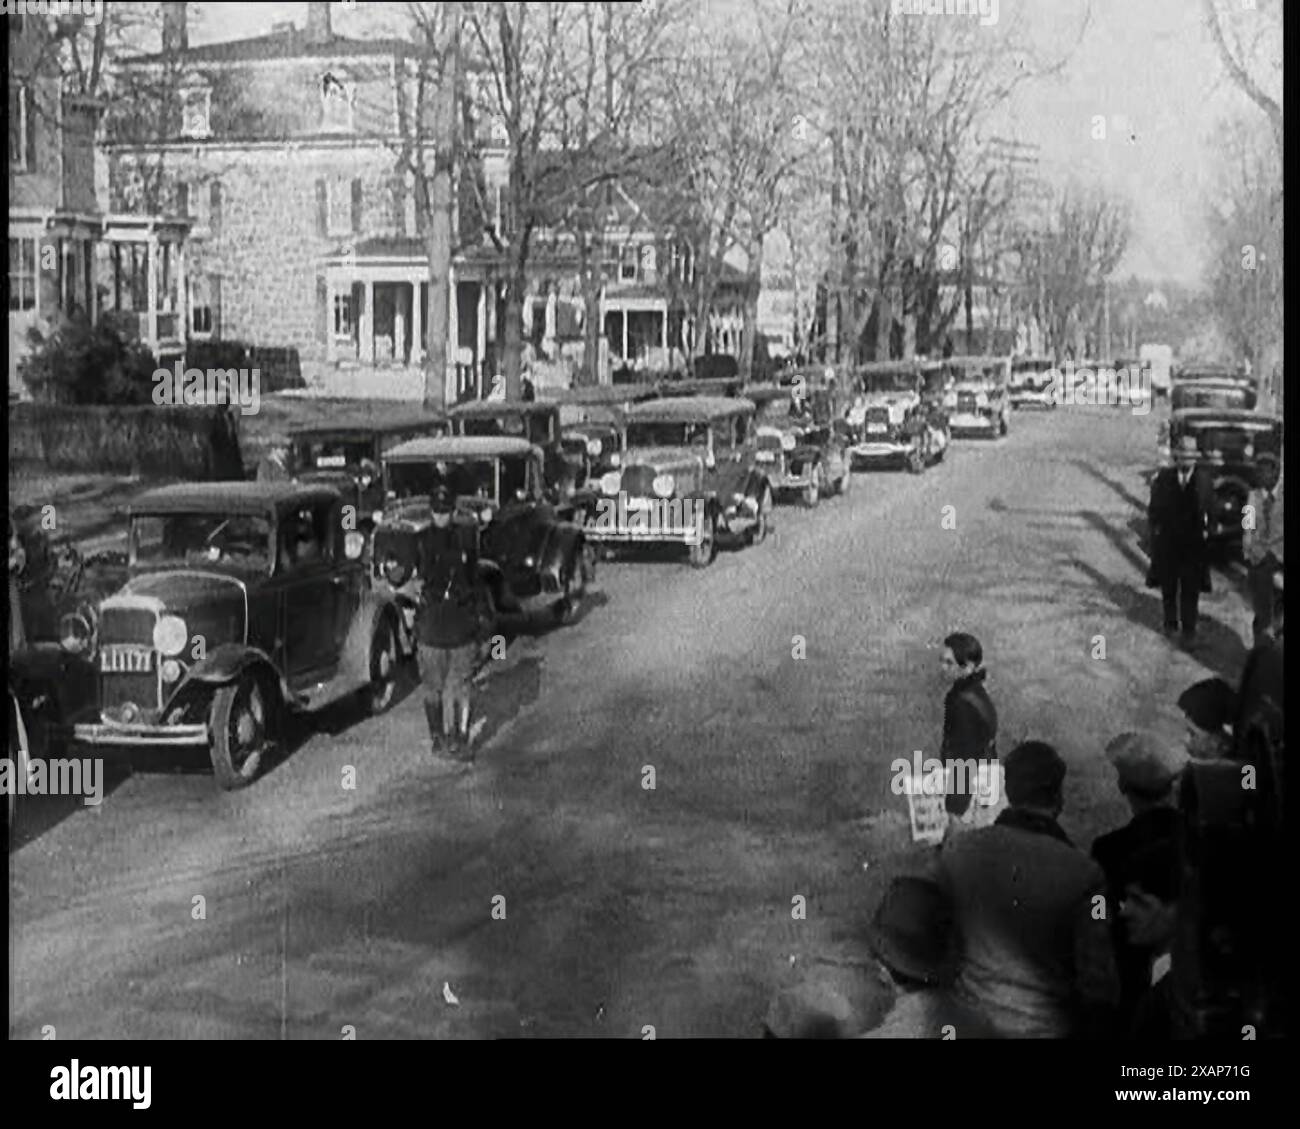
top-left (750, 484), bottom-right (774, 544)
top-left (367, 613), bottom-right (399, 715)
top-left (554, 552), bottom-right (587, 626)
top-left (908, 442), bottom-right (926, 474)
top-left (209, 673), bottom-right (274, 790)
top-left (999, 415), bottom-right (1009, 437)
top-left (688, 512), bottom-right (717, 569)
top-left (802, 477), bottom-right (820, 508)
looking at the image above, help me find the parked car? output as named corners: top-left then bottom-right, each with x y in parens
top-left (941, 355), bottom-right (1011, 437)
top-left (749, 383), bottom-right (850, 505)
top-left (1173, 360), bottom-right (1249, 384)
top-left (375, 435), bottom-right (592, 647)
top-left (447, 400), bottom-right (580, 505)
top-left (1165, 408), bottom-right (1282, 550)
top-left (69, 483), bottom-right (402, 790)
top-left (845, 361), bottom-right (945, 471)
top-left (268, 418), bottom-right (448, 530)
top-left (1169, 378), bottom-right (1257, 414)
top-left (1008, 356), bottom-right (1058, 410)
top-left (579, 396), bottom-right (773, 567)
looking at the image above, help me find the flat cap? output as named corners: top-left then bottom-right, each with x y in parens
top-left (1105, 732), bottom-right (1188, 796)
top-left (1177, 677), bottom-right (1237, 734)
top-left (1003, 740), bottom-right (1067, 806)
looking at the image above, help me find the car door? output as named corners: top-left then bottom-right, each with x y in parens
top-left (276, 503), bottom-right (343, 685)
top-left (712, 413), bottom-right (748, 499)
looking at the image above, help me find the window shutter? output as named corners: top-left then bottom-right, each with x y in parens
top-left (210, 181), bottom-right (223, 234)
top-left (211, 274), bottom-right (222, 337)
top-left (316, 178), bottom-right (328, 237)
top-left (176, 182), bottom-right (190, 217)
top-left (390, 174), bottom-right (406, 233)
top-left (25, 86), bottom-right (37, 171)
top-left (316, 276), bottom-right (328, 343)
top-left (351, 177), bottom-right (363, 233)
top-left (415, 177), bottom-right (428, 236)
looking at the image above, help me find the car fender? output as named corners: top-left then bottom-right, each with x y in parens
top-left (338, 592), bottom-right (399, 686)
top-left (171, 644), bottom-right (286, 712)
top-left (742, 468), bottom-right (771, 502)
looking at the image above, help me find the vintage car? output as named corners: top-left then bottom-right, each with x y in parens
top-left (579, 396), bottom-right (773, 567)
top-left (1173, 361), bottom-right (1249, 384)
top-left (268, 418), bottom-right (448, 530)
top-left (375, 435), bottom-right (592, 648)
top-left (1169, 378), bottom-right (1257, 415)
top-left (68, 483), bottom-right (402, 790)
top-left (1008, 356), bottom-right (1058, 410)
top-left (941, 355), bottom-right (1011, 437)
top-left (844, 361), bottom-right (945, 471)
top-left (748, 383), bottom-right (850, 505)
top-left (447, 400), bottom-right (580, 503)
top-left (560, 411), bottom-right (626, 493)
top-left (1166, 409), bottom-right (1282, 549)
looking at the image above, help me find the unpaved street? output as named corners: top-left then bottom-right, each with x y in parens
top-left (9, 405), bottom-right (1254, 1039)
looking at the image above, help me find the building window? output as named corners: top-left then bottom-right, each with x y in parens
top-left (180, 88), bottom-right (212, 139)
top-left (620, 245), bottom-right (639, 283)
top-left (8, 237), bottom-right (38, 311)
top-left (332, 293), bottom-right (353, 337)
top-left (190, 274), bottom-right (217, 337)
top-left (8, 83), bottom-right (33, 170)
top-left (326, 176), bottom-right (352, 237)
top-left (320, 73), bottom-right (355, 132)
top-left (601, 241), bottom-right (619, 279)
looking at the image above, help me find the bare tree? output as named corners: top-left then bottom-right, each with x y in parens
top-left (1202, 0), bottom-right (1283, 157)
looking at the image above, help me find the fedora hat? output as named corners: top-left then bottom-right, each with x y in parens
top-left (870, 875), bottom-right (957, 986)
top-left (1172, 434), bottom-right (1200, 462)
top-left (1105, 731), bottom-right (1188, 797)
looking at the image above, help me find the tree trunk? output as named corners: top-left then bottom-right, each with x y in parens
top-left (501, 252), bottom-right (527, 401)
top-left (738, 239), bottom-right (763, 383)
top-left (423, 1), bottom-right (461, 413)
top-left (577, 230), bottom-right (603, 387)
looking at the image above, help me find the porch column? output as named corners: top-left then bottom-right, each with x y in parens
top-left (394, 293), bottom-right (406, 366)
top-left (146, 235), bottom-right (159, 350)
top-left (621, 309), bottom-right (628, 361)
top-left (361, 278), bottom-right (375, 363)
top-left (447, 268), bottom-right (459, 404)
top-left (661, 301), bottom-right (668, 352)
top-left (326, 280), bottom-right (338, 363)
top-left (410, 278), bottom-right (422, 366)
top-left (476, 282), bottom-right (487, 397)
top-left (175, 240), bottom-right (186, 344)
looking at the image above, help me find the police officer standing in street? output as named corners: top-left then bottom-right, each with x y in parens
top-left (417, 485), bottom-right (492, 761)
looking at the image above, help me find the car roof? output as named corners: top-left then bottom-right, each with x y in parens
top-left (384, 435), bottom-right (539, 461)
top-left (131, 481), bottom-right (340, 517)
top-left (626, 395), bottom-right (754, 422)
top-left (549, 384), bottom-right (659, 405)
top-left (448, 399), bottom-right (557, 418)
top-left (1174, 408), bottom-right (1278, 427)
top-left (288, 418), bottom-right (445, 439)
top-left (746, 383), bottom-right (799, 403)
top-left (853, 360), bottom-right (921, 375)
top-left (944, 355), bottom-right (1009, 366)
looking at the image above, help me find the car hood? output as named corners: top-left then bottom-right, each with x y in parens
top-left (111, 570), bottom-right (249, 647)
top-left (619, 446), bottom-right (705, 476)
top-left (297, 468), bottom-right (361, 489)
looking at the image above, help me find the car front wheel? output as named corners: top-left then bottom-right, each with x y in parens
top-left (209, 673), bottom-right (274, 790)
top-left (750, 484), bottom-right (774, 544)
top-left (802, 475), bottom-right (820, 508)
top-left (554, 551), bottom-right (587, 626)
top-left (688, 512), bottom-right (717, 568)
top-left (367, 614), bottom-right (399, 714)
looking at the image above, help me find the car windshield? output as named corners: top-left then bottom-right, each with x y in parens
top-left (293, 438), bottom-right (373, 470)
top-left (1172, 386), bottom-right (1255, 412)
top-left (755, 399), bottom-right (801, 424)
top-left (460, 413), bottom-right (552, 444)
top-left (1183, 425), bottom-right (1277, 458)
top-left (387, 459), bottom-right (498, 504)
top-left (132, 512), bottom-right (273, 571)
top-left (626, 421), bottom-right (711, 448)
top-left (862, 374), bottom-right (915, 395)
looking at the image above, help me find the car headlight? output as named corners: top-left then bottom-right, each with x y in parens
top-left (371, 509), bottom-right (384, 526)
top-left (59, 610), bottom-right (95, 655)
top-left (153, 615), bottom-right (188, 656)
top-left (609, 452), bottom-right (622, 467)
top-left (600, 471), bottom-right (622, 495)
top-left (161, 659), bottom-right (183, 683)
top-left (480, 508), bottom-right (493, 524)
top-left (780, 433), bottom-right (796, 451)
top-left (652, 474), bottom-right (675, 498)
top-left (586, 438), bottom-right (603, 457)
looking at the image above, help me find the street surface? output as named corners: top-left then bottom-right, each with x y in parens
top-left (9, 404), bottom-right (1255, 1038)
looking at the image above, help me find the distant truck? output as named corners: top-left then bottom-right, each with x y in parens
top-left (1139, 344), bottom-right (1173, 398)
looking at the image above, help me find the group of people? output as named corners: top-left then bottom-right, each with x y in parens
top-left (767, 603), bottom-right (1284, 1039)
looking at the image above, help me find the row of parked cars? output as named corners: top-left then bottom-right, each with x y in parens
top-left (8, 359), bottom-right (1026, 810)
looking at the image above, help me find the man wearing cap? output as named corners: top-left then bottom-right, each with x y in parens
top-left (936, 741), bottom-right (1120, 1038)
top-left (1091, 732), bottom-right (1187, 1022)
top-left (1242, 453), bottom-right (1283, 645)
top-left (1147, 435), bottom-right (1213, 647)
top-left (1177, 677), bottom-right (1236, 761)
top-left (416, 486), bottom-right (491, 759)
top-left (859, 876), bottom-right (999, 1038)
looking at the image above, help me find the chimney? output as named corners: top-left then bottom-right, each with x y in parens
top-left (162, 2), bottom-right (188, 54)
top-left (306, 1), bottom-right (332, 45)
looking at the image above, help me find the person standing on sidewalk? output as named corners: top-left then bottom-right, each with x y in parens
top-left (416, 486), bottom-right (491, 761)
top-left (939, 632), bottom-right (998, 819)
top-left (1147, 435), bottom-right (1213, 649)
top-left (1242, 453), bottom-right (1283, 645)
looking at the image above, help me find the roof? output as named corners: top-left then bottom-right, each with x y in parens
top-left (943, 355), bottom-right (1010, 367)
top-left (289, 419), bottom-right (446, 439)
top-left (852, 360), bottom-right (922, 375)
top-left (130, 481), bottom-right (340, 516)
top-left (448, 400), bottom-right (558, 419)
top-left (1173, 409), bottom-right (1279, 428)
top-left (746, 383), bottom-right (799, 403)
top-left (547, 383), bottom-right (660, 406)
top-left (123, 29), bottom-right (412, 66)
top-left (627, 396), bottom-right (754, 422)
top-left (384, 436), bottom-right (538, 462)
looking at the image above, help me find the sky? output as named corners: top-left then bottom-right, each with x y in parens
top-left (186, 0), bottom-right (1280, 287)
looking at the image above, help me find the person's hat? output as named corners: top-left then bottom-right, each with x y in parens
top-left (430, 484), bottom-right (454, 512)
top-left (763, 958), bottom-right (893, 1038)
top-left (1003, 740), bottom-right (1067, 807)
top-left (1177, 677), bottom-right (1236, 734)
top-left (1172, 434), bottom-right (1200, 462)
top-left (869, 876), bottom-right (956, 986)
top-left (1105, 731), bottom-right (1188, 796)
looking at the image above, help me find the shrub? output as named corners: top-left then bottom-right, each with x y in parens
top-left (20, 316), bottom-right (159, 406)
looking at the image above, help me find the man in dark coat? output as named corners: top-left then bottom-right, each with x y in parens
top-left (1090, 732), bottom-right (1187, 1025)
top-left (939, 632), bottom-right (998, 817)
top-left (416, 486), bottom-right (491, 760)
top-left (1147, 434), bottom-right (1213, 647)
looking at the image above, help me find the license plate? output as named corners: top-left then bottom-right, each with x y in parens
top-left (867, 422), bottom-right (886, 433)
top-left (101, 647), bottom-right (154, 673)
top-left (756, 451), bottom-right (776, 462)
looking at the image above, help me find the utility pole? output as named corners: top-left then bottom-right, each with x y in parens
top-left (424, 1), bottom-right (462, 413)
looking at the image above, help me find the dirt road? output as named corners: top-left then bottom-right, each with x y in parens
top-left (9, 404), bottom-right (1254, 1038)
